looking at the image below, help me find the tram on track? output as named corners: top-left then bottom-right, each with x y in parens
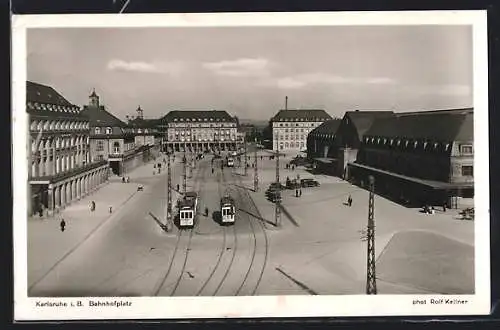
top-left (178, 192), bottom-right (198, 228)
top-left (220, 195), bottom-right (236, 224)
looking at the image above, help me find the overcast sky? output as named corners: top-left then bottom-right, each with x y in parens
top-left (27, 25), bottom-right (472, 120)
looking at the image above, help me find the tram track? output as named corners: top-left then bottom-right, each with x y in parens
top-left (230, 170), bottom-right (269, 296)
top-left (153, 160), bottom-right (207, 297)
top-left (195, 167), bottom-right (235, 296)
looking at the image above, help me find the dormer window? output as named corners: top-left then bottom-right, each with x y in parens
top-left (106, 127), bottom-right (112, 135)
top-left (414, 141), bottom-right (418, 148)
top-left (95, 127), bottom-right (101, 134)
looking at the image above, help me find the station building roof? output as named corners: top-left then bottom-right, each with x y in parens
top-left (364, 109), bottom-right (473, 143)
top-left (271, 109), bottom-right (332, 122)
top-left (160, 110), bottom-right (236, 123)
top-left (26, 81), bottom-right (86, 120)
top-left (308, 119), bottom-right (342, 140)
top-left (344, 110), bottom-right (395, 140)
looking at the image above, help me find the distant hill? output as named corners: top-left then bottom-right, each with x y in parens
top-left (239, 119), bottom-right (269, 127)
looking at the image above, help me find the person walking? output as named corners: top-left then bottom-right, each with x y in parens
top-left (348, 195), bottom-right (353, 207)
top-left (109, 206), bottom-right (113, 214)
top-left (60, 218), bottom-right (66, 232)
top-left (91, 201), bottom-right (96, 212)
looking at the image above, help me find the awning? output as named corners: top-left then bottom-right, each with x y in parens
top-left (348, 162), bottom-right (474, 190)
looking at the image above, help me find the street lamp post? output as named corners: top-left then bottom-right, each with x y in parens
top-left (366, 175), bottom-right (377, 295)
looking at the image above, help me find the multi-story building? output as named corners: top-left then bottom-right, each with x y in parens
top-left (159, 110), bottom-right (239, 153)
top-left (127, 106), bottom-right (161, 155)
top-left (271, 109), bottom-right (332, 152)
top-left (80, 90), bottom-right (154, 176)
top-left (349, 108), bottom-right (473, 208)
top-left (307, 110), bottom-right (393, 178)
top-left (27, 81), bottom-right (109, 217)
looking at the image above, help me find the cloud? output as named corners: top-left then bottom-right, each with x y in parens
top-left (260, 73), bottom-right (396, 89)
top-left (408, 84), bottom-right (472, 96)
top-left (107, 59), bottom-right (185, 75)
top-left (203, 58), bottom-right (272, 77)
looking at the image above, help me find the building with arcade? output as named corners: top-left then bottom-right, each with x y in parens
top-left (159, 110), bottom-right (239, 153)
top-left (27, 81), bottom-right (109, 217)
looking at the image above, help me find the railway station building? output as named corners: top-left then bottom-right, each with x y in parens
top-left (159, 110), bottom-right (239, 153)
top-left (27, 81), bottom-right (109, 217)
top-left (307, 110), bottom-right (393, 178)
top-left (349, 108), bottom-right (474, 208)
top-left (80, 90), bottom-right (156, 176)
top-left (271, 109), bottom-right (332, 152)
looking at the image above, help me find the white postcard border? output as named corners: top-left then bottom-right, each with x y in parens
top-left (12, 10), bottom-right (490, 320)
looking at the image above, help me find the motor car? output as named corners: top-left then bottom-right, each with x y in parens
top-left (300, 178), bottom-right (320, 187)
top-left (137, 185), bottom-right (144, 191)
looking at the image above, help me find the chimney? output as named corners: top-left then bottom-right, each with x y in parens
top-left (285, 96), bottom-right (288, 110)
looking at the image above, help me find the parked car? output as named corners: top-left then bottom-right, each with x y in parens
top-left (300, 178), bottom-right (320, 187)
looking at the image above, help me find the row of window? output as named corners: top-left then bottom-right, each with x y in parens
top-left (174, 131), bottom-right (233, 136)
top-left (275, 118), bottom-right (329, 123)
top-left (30, 119), bottom-right (89, 131)
top-left (278, 142), bottom-right (305, 149)
top-left (172, 118), bottom-right (236, 125)
top-left (275, 135), bottom-right (306, 141)
top-left (27, 101), bottom-right (80, 114)
top-left (32, 136), bottom-right (89, 150)
top-left (274, 128), bottom-right (309, 133)
top-left (275, 122), bottom-right (320, 128)
top-left (364, 136), bottom-right (454, 151)
top-left (170, 137), bottom-right (236, 142)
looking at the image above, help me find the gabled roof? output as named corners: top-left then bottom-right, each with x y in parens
top-left (80, 105), bottom-right (127, 128)
top-left (271, 109), bottom-right (332, 122)
top-left (365, 109), bottom-right (473, 142)
top-left (160, 110), bottom-right (235, 123)
top-left (344, 110), bottom-right (395, 139)
top-left (309, 119), bottom-right (342, 137)
top-left (26, 81), bottom-right (86, 119)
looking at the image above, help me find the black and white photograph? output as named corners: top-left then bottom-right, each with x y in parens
top-left (12, 11), bottom-right (490, 320)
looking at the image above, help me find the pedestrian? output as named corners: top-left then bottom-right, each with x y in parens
top-left (443, 203), bottom-right (447, 212)
top-left (177, 184), bottom-right (180, 191)
top-left (109, 206), bottom-right (113, 214)
top-left (122, 177), bottom-right (125, 183)
top-left (60, 218), bottom-right (66, 232)
top-left (91, 201), bottom-right (95, 212)
top-left (299, 189), bottom-right (302, 197)
top-left (348, 195), bottom-right (352, 207)
top-left (295, 189), bottom-right (299, 197)
top-left (212, 168), bottom-right (214, 174)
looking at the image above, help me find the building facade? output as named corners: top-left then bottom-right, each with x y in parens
top-left (307, 110), bottom-right (393, 178)
top-left (159, 110), bottom-right (239, 153)
top-left (271, 109), bottom-right (332, 152)
top-left (127, 106), bottom-right (161, 159)
top-left (27, 81), bottom-right (109, 217)
top-left (349, 108), bottom-right (474, 208)
top-left (80, 90), bottom-right (154, 176)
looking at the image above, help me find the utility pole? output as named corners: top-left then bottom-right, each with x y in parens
top-left (166, 153), bottom-right (173, 232)
top-left (253, 138), bottom-right (259, 192)
top-left (366, 175), bottom-right (377, 294)
top-left (274, 150), bottom-right (281, 227)
top-left (182, 152), bottom-right (187, 195)
top-left (244, 133), bottom-right (248, 176)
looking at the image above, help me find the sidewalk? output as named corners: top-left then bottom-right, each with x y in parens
top-left (27, 160), bottom-right (161, 290)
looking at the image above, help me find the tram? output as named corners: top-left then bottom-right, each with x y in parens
top-left (220, 195), bottom-right (236, 224)
top-left (178, 192), bottom-right (198, 228)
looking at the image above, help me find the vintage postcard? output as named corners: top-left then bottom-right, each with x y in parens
top-left (12, 11), bottom-right (490, 320)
